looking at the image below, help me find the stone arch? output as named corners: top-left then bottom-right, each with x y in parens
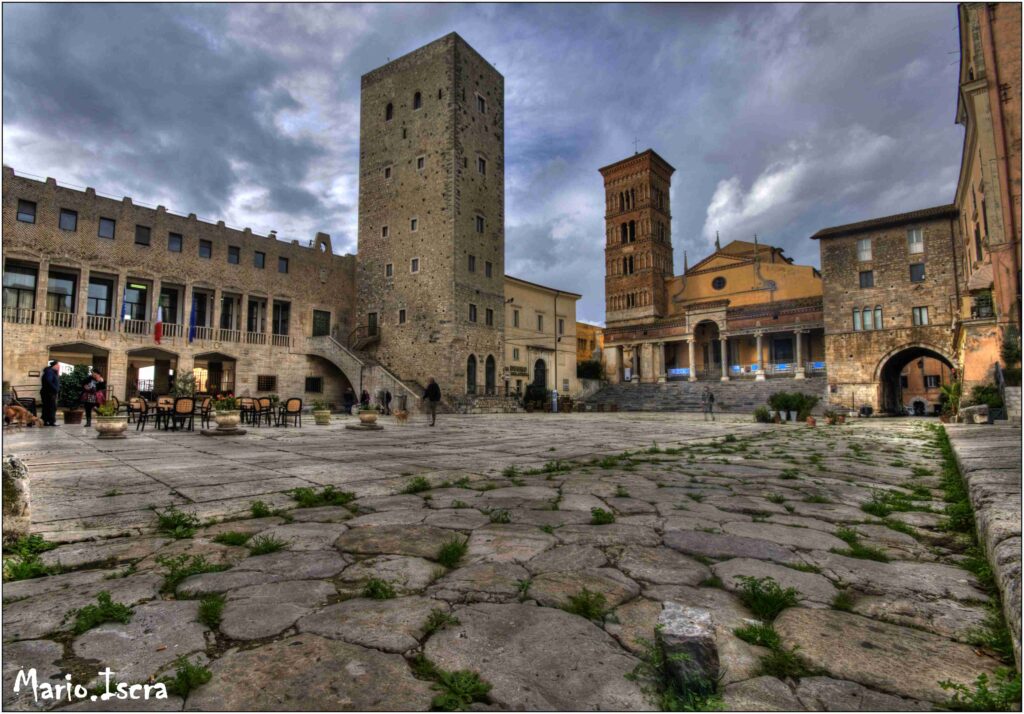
top-left (874, 343), bottom-right (956, 414)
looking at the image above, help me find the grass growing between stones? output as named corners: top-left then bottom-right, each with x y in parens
top-left (195, 593), bottom-right (225, 630)
top-left (590, 508), bottom-right (616, 525)
top-left (247, 534), bottom-right (288, 555)
top-left (488, 509), bottom-right (511, 524)
top-left (786, 562), bottom-right (821, 574)
top-left (160, 656), bottom-right (212, 697)
top-left (409, 655), bottom-right (492, 711)
top-left (250, 500), bottom-right (273, 518)
top-left (563, 587), bottom-right (608, 621)
top-left (831, 528), bottom-right (890, 563)
top-left (734, 576), bottom-right (800, 621)
top-left (831, 591), bottom-right (855, 611)
top-left (153, 506), bottom-right (200, 539)
top-left (860, 489), bottom-right (929, 518)
top-left (290, 486), bottom-right (356, 507)
top-left (156, 554), bottom-right (230, 594)
top-left (2, 534), bottom-right (60, 582)
top-left (940, 668), bottom-right (1021, 711)
top-left (423, 609), bottom-right (459, 636)
top-left (402, 476), bottom-right (432, 494)
top-left (755, 645), bottom-right (816, 679)
top-left (733, 622), bottom-right (781, 649)
top-left (625, 627), bottom-right (723, 712)
top-left (70, 591), bottom-right (133, 634)
top-left (212, 531), bottom-right (251, 546)
top-left (436, 538), bottom-right (468, 568)
top-left (362, 578), bottom-right (397, 600)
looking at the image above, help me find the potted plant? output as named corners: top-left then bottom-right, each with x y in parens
top-left (94, 400), bottom-right (127, 439)
top-left (822, 409), bottom-right (838, 426)
top-left (939, 381), bottom-right (962, 423)
top-left (358, 404), bottom-right (379, 425)
top-left (58, 364), bottom-right (90, 425)
top-left (211, 393), bottom-right (241, 430)
top-left (312, 399), bottom-right (331, 426)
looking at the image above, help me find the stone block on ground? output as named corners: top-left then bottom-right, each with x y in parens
top-left (657, 602), bottom-right (719, 696)
top-left (2, 455), bottom-right (31, 540)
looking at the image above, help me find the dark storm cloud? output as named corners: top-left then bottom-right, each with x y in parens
top-left (3, 3), bottom-right (963, 323)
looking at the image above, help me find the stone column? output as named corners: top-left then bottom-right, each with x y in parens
top-left (605, 345), bottom-right (620, 384)
top-left (720, 337), bottom-right (730, 382)
top-left (150, 278), bottom-right (162, 325)
top-left (794, 330), bottom-right (806, 380)
top-left (687, 338), bottom-right (697, 382)
top-left (34, 260), bottom-right (49, 325)
top-left (754, 331), bottom-right (766, 381)
top-left (630, 346), bottom-right (640, 383)
top-left (212, 287), bottom-right (223, 337)
top-left (656, 342), bottom-right (667, 383)
top-left (640, 343), bottom-right (655, 384)
top-left (116, 270), bottom-right (129, 328)
top-left (183, 281), bottom-right (194, 343)
top-left (77, 267), bottom-right (90, 325)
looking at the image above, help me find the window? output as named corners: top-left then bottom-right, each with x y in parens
top-left (413, 91), bottom-right (422, 110)
top-left (312, 309), bottom-right (330, 337)
top-left (924, 375), bottom-right (941, 389)
top-left (59, 209), bottom-right (78, 232)
top-left (382, 225), bottom-right (389, 238)
top-left (228, 246), bottom-right (240, 264)
top-left (874, 306), bottom-right (883, 329)
top-left (859, 270), bottom-right (874, 288)
top-left (909, 263), bottom-right (925, 283)
top-left (385, 103), bottom-right (393, 121)
top-left (537, 314), bottom-right (544, 331)
top-left (367, 311), bottom-right (378, 336)
top-left (199, 240), bottom-right (212, 259)
top-left (900, 375), bottom-right (909, 389)
top-left (486, 308), bottom-right (494, 326)
top-left (98, 218), bottom-right (116, 239)
top-left (513, 348), bottom-right (520, 360)
top-left (168, 232), bottom-right (182, 252)
top-left (912, 306), bottom-right (929, 326)
top-left (485, 261), bottom-right (493, 278)
top-left (416, 156), bottom-right (425, 171)
top-left (907, 228), bottom-right (924, 254)
top-left (257, 375), bottom-right (277, 392)
top-left (513, 309), bottom-right (519, 327)
top-left (475, 215), bottom-right (485, 233)
top-left (468, 255), bottom-right (476, 272)
top-left (410, 218), bottom-right (418, 232)
top-left (628, 221), bottom-right (636, 242)
top-left (862, 305), bottom-right (874, 330)
top-left (134, 224), bottom-right (150, 246)
top-left (254, 251), bottom-right (265, 268)
top-left (411, 258), bottom-right (420, 273)
top-left (16, 200), bottom-right (36, 224)
top-left (305, 376), bottom-right (324, 393)
top-left (469, 304), bottom-right (478, 322)
top-left (272, 301), bottom-right (290, 335)
top-left (3, 264), bottom-right (37, 316)
top-left (852, 308), bottom-right (862, 331)
top-left (477, 157), bottom-right (486, 175)
top-left (384, 166), bottom-right (392, 180)
top-left (402, 128), bottom-right (407, 139)
top-left (476, 95), bottom-right (486, 113)
top-left (385, 263), bottom-right (394, 278)
top-left (398, 308), bottom-right (407, 325)
top-left (278, 257), bottom-right (289, 273)
top-left (160, 288), bottom-right (179, 324)
top-left (624, 256), bottom-right (634, 275)
top-left (558, 318), bottom-right (565, 335)
top-left (123, 283), bottom-right (148, 321)
top-left (974, 225), bottom-right (984, 261)
top-left (46, 272), bottom-right (76, 314)
top-left (87, 277), bottom-right (113, 317)
top-left (712, 276), bottom-right (726, 290)
top-left (857, 238), bottom-right (872, 261)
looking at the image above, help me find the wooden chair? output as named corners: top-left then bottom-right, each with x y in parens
top-left (171, 397), bottom-right (195, 432)
top-left (198, 397), bottom-right (213, 430)
top-left (278, 398), bottom-right (302, 427)
top-left (255, 398), bottom-right (273, 427)
top-left (135, 398), bottom-right (158, 432)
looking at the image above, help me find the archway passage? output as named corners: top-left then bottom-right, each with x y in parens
top-left (194, 352), bottom-right (237, 395)
top-left (485, 355), bottom-right (496, 395)
top-left (877, 345), bottom-right (954, 414)
top-left (693, 320), bottom-right (722, 378)
top-left (126, 347), bottom-right (179, 400)
top-left (533, 358), bottom-right (547, 389)
top-left (467, 355), bottom-right (477, 395)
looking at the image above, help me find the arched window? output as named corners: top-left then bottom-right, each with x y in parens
top-left (621, 223), bottom-right (628, 244)
top-left (874, 306), bottom-right (883, 329)
top-left (466, 355), bottom-right (477, 394)
top-left (385, 103), bottom-right (394, 121)
top-left (862, 306), bottom-right (873, 331)
top-left (852, 308), bottom-right (861, 331)
top-left (413, 92), bottom-right (422, 110)
top-left (631, 188), bottom-right (636, 208)
top-left (619, 193), bottom-right (625, 212)
top-left (628, 221), bottom-right (636, 242)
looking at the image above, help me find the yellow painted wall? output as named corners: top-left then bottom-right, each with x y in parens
top-left (504, 277), bottom-right (580, 395)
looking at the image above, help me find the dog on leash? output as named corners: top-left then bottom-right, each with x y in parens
top-left (392, 409), bottom-right (409, 424)
top-left (4, 405), bottom-right (44, 428)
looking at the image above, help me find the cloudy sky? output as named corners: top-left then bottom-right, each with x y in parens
top-left (3, 3), bottom-right (964, 323)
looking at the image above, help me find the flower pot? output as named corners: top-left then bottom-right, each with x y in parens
top-left (806, 416), bottom-right (817, 427)
top-left (358, 410), bottom-right (378, 425)
top-left (837, 415), bottom-right (846, 425)
top-left (313, 409), bottom-right (331, 426)
top-left (213, 410), bottom-right (241, 430)
top-left (62, 408), bottom-right (84, 425)
top-left (94, 415), bottom-right (128, 439)
top-left (787, 411), bottom-right (797, 422)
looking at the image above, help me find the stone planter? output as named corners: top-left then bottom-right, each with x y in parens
top-left (358, 410), bottom-right (379, 425)
top-left (313, 409), bottom-right (331, 426)
top-left (62, 408), bottom-right (84, 425)
top-left (94, 415), bottom-right (128, 439)
top-left (787, 411), bottom-right (797, 422)
top-left (213, 410), bottom-right (241, 430)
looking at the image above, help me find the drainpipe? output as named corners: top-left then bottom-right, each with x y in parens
top-left (553, 290), bottom-right (560, 398)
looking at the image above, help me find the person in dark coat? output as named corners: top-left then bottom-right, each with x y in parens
top-left (80, 368), bottom-right (106, 427)
top-left (384, 390), bottom-right (393, 416)
top-left (422, 378), bottom-right (441, 427)
top-left (40, 360), bottom-right (60, 426)
top-left (360, 389), bottom-right (370, 409)
top-left (343, 387), bottom-right (355, 415)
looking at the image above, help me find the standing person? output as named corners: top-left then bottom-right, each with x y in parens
top-left (40, 360), bottom-right (60, 426)
top-left (360, 389), bottom-right (370, 409)
top-left (701, 386), bottom-right (715, 422)
top-left (384, 389), bottom-right (393, 416)
top-left (81, 368), bottom-right (106, 427)
top-left (422, 377), bottom-right (441, 427)
top-left (343, 387), bottom-right (355, 415)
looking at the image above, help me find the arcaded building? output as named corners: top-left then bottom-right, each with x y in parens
top-left (600, 150), bottom-right (826, 385)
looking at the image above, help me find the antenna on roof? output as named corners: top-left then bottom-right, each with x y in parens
top-left (633, 137), bottom-right (639, 155)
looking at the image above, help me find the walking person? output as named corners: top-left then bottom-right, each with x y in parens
top-left (423, 377), bottom-right (441, 427)
top-left (360, 389), bottom-right (370, 409)
top-left (40, 360), bottom-right (60, 426)
top-left (701, 386), bottom-right (715, 422)
top-left (81, 368), bottom-right (106, 427)
top-left (384, 389), bottom-right (393, 416)
top-left (343, 387), bottom-right (355, 415)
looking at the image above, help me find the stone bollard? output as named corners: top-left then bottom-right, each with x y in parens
top-left (2, 455), bottom-right (31, 542)
top-left (657, 602), bottom-right (719, 695)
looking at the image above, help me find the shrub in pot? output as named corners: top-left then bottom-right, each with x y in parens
top-left (312, 399), bottom-right (331, 425)
top-left (211, 394), bottom-right (241, 430)
top-left (94, 400), bottom-right (127, 439)
top-left (358, 404), bottom-right (379, 425)
top-left (58, 365), bottom-right (90, 425)
top-left (753, 406), bottom-right (772, 423)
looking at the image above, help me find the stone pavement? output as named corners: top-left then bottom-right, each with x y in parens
top-left (1, 414), bottom-right (1012, 710)
top-left (946, 422), bottom-right (1022, 670)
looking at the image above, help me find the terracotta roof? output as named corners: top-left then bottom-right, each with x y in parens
top-left (811, 205), bottom-right (958, 240)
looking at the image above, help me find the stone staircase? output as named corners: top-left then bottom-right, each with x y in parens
top-left (586, 377), bottom-right (828, 414)
top-left (450, 394), bottom-right (524, 414)
top-left (303, 335), bottom-right (423, 402)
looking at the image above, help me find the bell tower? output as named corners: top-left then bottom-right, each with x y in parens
top-left (599, 150), bottom-right (675, 326)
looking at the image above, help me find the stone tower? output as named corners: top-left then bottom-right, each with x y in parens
top-left (356, 33), bottom-right (505, 397)
top-left (599, 150), bottom-right (675, 326)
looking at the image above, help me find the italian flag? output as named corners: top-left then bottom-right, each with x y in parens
top-left (154, 305), bottom-right (163, 344)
